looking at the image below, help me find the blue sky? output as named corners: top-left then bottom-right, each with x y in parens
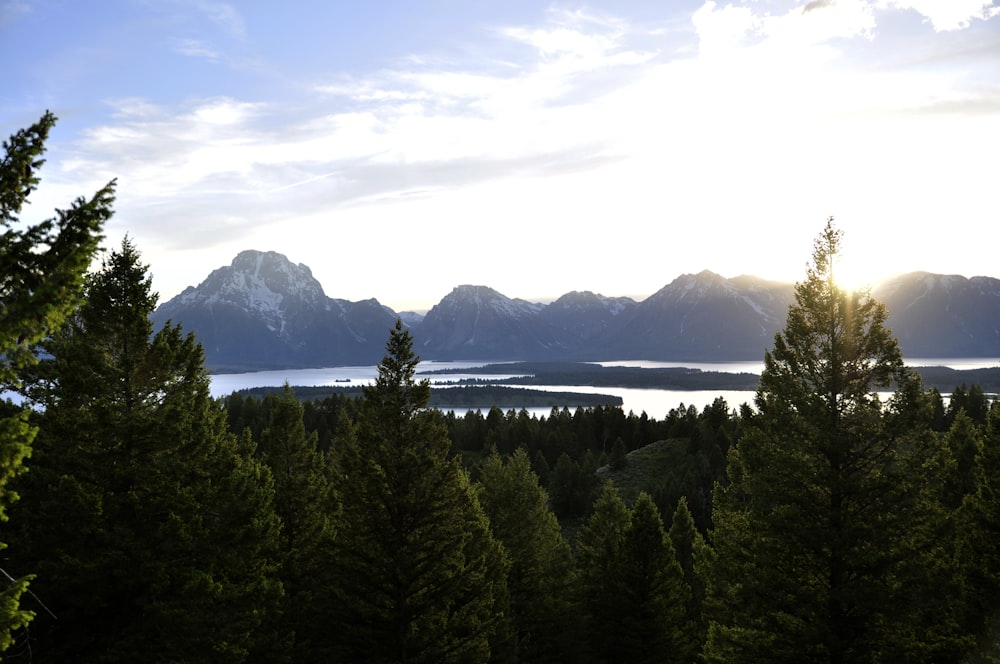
top-left (3, 0), bottom-right (998, 311)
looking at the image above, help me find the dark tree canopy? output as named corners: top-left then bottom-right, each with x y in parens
top-left (706, 219), bottom-right (960, 662)
top-left (256, 383), bottom-right (339, 661)
top-left (330, 320), bottom-right (510, 663)
top-left (0, 112), bottom-right (110, 651)
top-left (6, 239), bottom-right (284, 662)
top-left (477, 448), bottom-right (580, 662)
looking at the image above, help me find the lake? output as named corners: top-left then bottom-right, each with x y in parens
top-left (210, 357), bottom-right (1000, 418)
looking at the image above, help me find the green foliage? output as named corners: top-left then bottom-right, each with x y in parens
top-left (669, 496), bottom-right (712, 660)
top-left (257, 383), bottom-right (339, 661)
top-left (0, 112), bottom-right (112, 387)
top-left (958, 406), bottom-right (1000, 658)
top-left (945, 410), bottom-right (982, 509)
top-left (549, 452), bottom-right (597, 519)
top-left (576, 485), bottom-right (694, 663)
top-left (0, 409), bottom-right (37, 652)
top-left (609, 436), bottom-right (628, 470)
top-left (6, 240), bottom-right (283, 662)
top-left (947, 384), bottom-right (991, 428)
top-left (330, 321), bottom-right (510, 663)
top-left (706, 220), bottom-right (962, 662)
top-left (439, 403), bottom-right (669, 468)
top-left (0, 112), bottom-right (109, 652)
top-left (613, 493), bottom-right (691, 664)
top-left (477, 448), bottom-right (581, 662)
top-left (575, 481), bottom-right (631, 663)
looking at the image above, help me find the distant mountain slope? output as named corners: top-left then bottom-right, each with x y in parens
top-left (413, 285), bottom-right (559, 360)
top-left (598, 271), bottom-right (795, 361)
top-left (538, 290), bottom-right (638, 348)
top-left (151, 251), bottom-right (1000, 371)
top-left (151, 250), bottom-right (397, 371)
top-left (875, 273), bottom-right (1000, 358)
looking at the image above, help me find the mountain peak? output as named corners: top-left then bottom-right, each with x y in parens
top-left (167, 249), bottom-right (330, 338)
top-left (439, 285), bottom-right (544, 317)
top-left (228, 250), bottom-right (326, 299)
top-left (153, 250), bottom-right (397, 369)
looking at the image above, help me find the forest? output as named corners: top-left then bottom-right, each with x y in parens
top-left (3, 115), bottom-right (1000, 662)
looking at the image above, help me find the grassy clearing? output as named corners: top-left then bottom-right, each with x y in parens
top-left (595, 438), bottom-right (690, 504)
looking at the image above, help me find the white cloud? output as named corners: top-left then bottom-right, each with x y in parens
top-left (35, 1), bottom-right (1000, 308)
top-left (762, 0), bottom-right (877, 45)
top-left (879, 0), bottom-right (1000, 31)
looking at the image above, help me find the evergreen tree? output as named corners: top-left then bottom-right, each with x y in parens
top-left (575, 481), bottom-right (631, 663)
top-left (330, 320), bottom-right (509, 663)
top-left (944, 410), bottom-right (981, 510)
top-left (6, 239), bottom-right (283, 662)
top-left (705, 220), bottom-right (960, 662)
top-left (614, 493), bottom-right (691, 664)
top-left (609, 437), bottom-right (628, 471)
top-left (958, 405), bottom-right (1000, 658)
top-left (477, 448), bottom-right (580, 662)
top-left (668, 496), bottom-right (712, 661)
top-left (549, 452), bottom-right (591, 519)
top-left (948, 384), bottom-right (990, 427)
top-left (257, 383), bottom-right (339, 662)
top-left (0, 112), bottom-right (110, 650)
top-left (531, 448), bottom-right (551, 486)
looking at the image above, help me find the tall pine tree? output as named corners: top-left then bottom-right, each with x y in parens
top-left (958, 404), bottom-right (1000, 658)
top-left (575, 481), bottom-right (631, 663)
top-left (576, 486), bottom-right (692, 663)
top-left (330, 320), bottom-right (509, 663)
top-left (477, 448), bottom-right (580, 663)
top-left (615, 493), bottom-right (691, 664)
top-left (6, 239), bottom-right (284, 663)
top-left (0, 112), bottom-right (110, 651)
top-left (705, 219), bottom-right (960, 662)
top-left (668, 496), bottom-right (712, 661)
top-left (257, 383), bottom-right (339, 662)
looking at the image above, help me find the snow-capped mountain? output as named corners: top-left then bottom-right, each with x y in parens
top-left (151, 251), bottom-right (1000, 371)
top-left (151, 250), bottom-right (397, 371)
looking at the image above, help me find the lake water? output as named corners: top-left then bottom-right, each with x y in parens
top-left (210, 358), bottom-right (1000, 418)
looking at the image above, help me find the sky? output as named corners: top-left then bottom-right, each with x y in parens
top-left (2, 0), bottom-right (999, 312)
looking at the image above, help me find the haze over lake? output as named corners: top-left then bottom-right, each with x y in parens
top-left (210, 358), bottom-right (1000, 417)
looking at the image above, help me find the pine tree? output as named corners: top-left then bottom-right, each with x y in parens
top-left (0, 112), bottom-right (110, 651)
top-left (609, 437), bottom-right (628, 471)
top-left (705, 219), bottom-right (960, 662)
top-left (614, 493), bottom-right (691, 664)
top-left (549, 452), bottom-right (591, 519)
top-left (668, 496), bottom-right (712, 661)
top-left (477, 448), bottom-right (580, 663)
top-left (330, 320), bottom-right (509, 663)
top-left (958, 405), bottom-right (1000, 658)
top-left (6, 239), bottom-right (284, 662)
top-left (576, 481), bottom-right (631, 663)
top-left (257, 384), bottom-right (339, 662)
top-left (944, 410), bottom-right (981, 509)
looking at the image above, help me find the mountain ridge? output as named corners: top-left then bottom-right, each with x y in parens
top-left (150, 250), bottom-right (1000, 371)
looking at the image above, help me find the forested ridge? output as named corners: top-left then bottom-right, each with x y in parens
top-left (3, 116), bottom-right (1000, 662)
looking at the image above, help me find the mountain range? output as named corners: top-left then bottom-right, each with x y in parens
top-left (150, 250), bottom-right (1000, 372)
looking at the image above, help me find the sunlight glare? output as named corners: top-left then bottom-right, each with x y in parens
top-left (832, 253), bottom-right (874, 293)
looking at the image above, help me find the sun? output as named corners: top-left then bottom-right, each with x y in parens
top-left (832, 254), bottom-right (875, 293)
